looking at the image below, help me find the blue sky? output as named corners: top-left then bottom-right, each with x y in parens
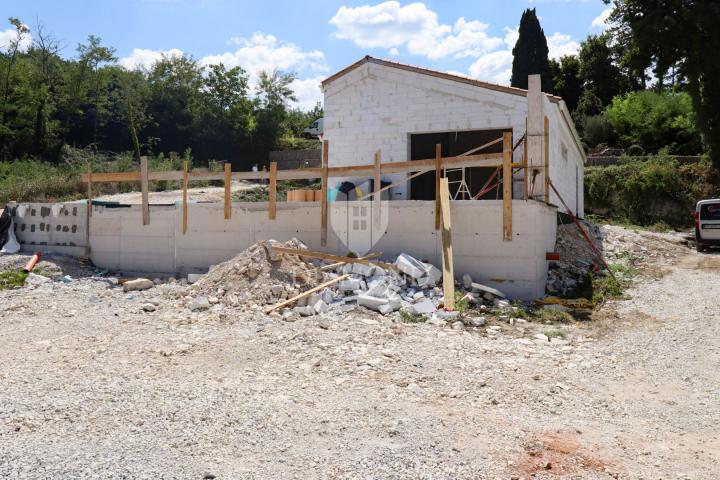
top-left (2, 0), bottom-right (611, 109)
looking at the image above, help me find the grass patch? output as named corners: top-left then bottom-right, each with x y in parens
top-left (232, 179), bottom-right (322, 202)
top-left (543, 328), bottom-right (567, 339)
top-left (0, 269), bottom-right (29, 290)
top-left (399, 309), bottom-right (425, 323)
top-left (453, 291), bottom-right (471, 314)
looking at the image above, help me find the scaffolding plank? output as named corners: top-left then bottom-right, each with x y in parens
top-left (435, 144), bottom-right (442, 230)
top-left (321, 140), bottom-right (329, 246)
top-left (182, 161), bottom-right (189, 235)
top-left (374, 149), bottom-right (381, 229)
top-left (544, 116), bottom-right (550, 204)
top-left (269, 161), bottom-right (277, 220)
top-left (140, 156), bottom-right (149, 226)
top-left (439, 177), bottom-right (454, 310)
top-left (503, 132), bottom-right (512, 241)
top-left (224, 162), bottom-right (232, 219)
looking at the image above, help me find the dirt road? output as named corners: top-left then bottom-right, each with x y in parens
top-left (0, 240), bottom-right (718, 478)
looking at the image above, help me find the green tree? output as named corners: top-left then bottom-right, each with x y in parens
top-left (606, 0), bottom-right (720, 167)
top-left (551, 55), bottom-right (582, 112)
top-left (511, 8), bottom-right (551, 91)
top-left (578, 34), bottom-right (622, 107)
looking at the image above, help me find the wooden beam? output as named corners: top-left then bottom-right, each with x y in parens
top-left (434, 143), bottom-right (442, 230)
top-left (269, 161), bottom-right (277, 220)
top-left (182, 160), bottom-right (189, 235)
top-left (458, 136), bottom-right (502, 157)
top-left (502, 132), bottom-right (512, 241)
top-left (439, 177), bottom-right (454, 310)
top-left (356, 170), bottom-right (425, 200)
top-left (224, 162), bottom-right (232, 219)
top-left (85, 161), bottom-right (92, 257)
top-left (524, 117), bottom-right (529, 200)
top-left (320, 140), bottom-right (329, 246)
top-left (318, 252), bottom-right (382, 271)
top-left (271, 246), bottom-right (396, 271)
top-left (265, 274), bottom-right (350, 313)
top-left (544, 115), bottom-right (550, 204)
top-left (140, 156), bottom-right (149, 225)
top-left (373, 149), bottom-right (381, 229)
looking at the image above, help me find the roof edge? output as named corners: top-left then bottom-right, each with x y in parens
top-left (321, 55), bottom-right (563, 103)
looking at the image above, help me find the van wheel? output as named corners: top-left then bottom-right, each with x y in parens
top-left (696, 241), bottom-right (705, 252)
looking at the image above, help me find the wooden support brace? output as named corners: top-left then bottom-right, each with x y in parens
top-left (321, 140), bottom-right (329, 246)
top-left (86, 161), bottom-right (93, 218)
top-left (265, 274), bottom-right (350, 314)
top-left (269, 161), bottom-right (277, 220)
top-left (434, 143), bottom-right (442, 230)
top-left (373, 149), bottom-right (381, 229)
top-left (524, 117), bottom-right (529, 200)
top-left (140, 156), bottom-right (149, 226)
top-left (544, 116), bottom-right (550, 204)
top-left (224, 162), bottom-right (232, 219)
top-left (271, 246), bottom-right (396, 271)
top-left (502, 132), bottom-right (513, 241)
top-left (85, 162), bottom-right (92, 256)
top-left (182, 160), bottom-right (189, 235)
top-left (439, 177), bottom-right (454, 310)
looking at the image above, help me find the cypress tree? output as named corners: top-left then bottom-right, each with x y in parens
top-left (511, 8), bottom-right (551, 91)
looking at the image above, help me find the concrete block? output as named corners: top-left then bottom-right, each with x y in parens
top-left (123, 278), bottom-right (154, 292)
top-left (357, 294), bottom-right (388, 311)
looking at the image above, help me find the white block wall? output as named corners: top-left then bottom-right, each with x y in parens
top-left (12, 200), bottom-right (557, 300)
top-left (323, 61), bottom-right (585, 215)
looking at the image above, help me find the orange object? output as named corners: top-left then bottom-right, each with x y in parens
top-left (546, 252), bottom-right (560, 261)
top-left (305, 190), bottom-right (315, 201)
top-left (23, 252), bottom-right (41, 272)
top-left (314, 190), bottom-right (322, 202)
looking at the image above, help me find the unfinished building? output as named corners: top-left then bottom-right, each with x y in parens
top-left (5, 56), bottom-right (586, 300)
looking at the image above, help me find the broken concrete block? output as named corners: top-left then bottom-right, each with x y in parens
top-left (471, 282), bottom-right (507, 299)
top-left (190, 296), bottom-right (211, 311)
top-left (410, 298), bottom-right (436, 315)
top-left (462, 274), bottom-right (473, 289)
top-left (386, 294), bottom-right (402, 311)
top-left (412, 291), bottom-right (425, 301)
top-left (435, 310), bottom-right (460, 321)
top-left (308, 293), bottom-right (322, 307)
top-left (378, 303), bottom-right (395, 315)
top-left (123, 278), bottom-right (154, 292)
top-left (294, 305), bottom-right (316, 316)
top-left (320, 288), bottom-right (334, 305)
top-left (357, 294), bottom-right (389, 311)
top-left (494, 298), bottom-right (511, 309)
top-left (313, 299), bottom-right (329, 314)
top-left (395, 253), bottom-right (426, 279)
top-left (352, 263), bottom-right (375, 277)
top-left (186, 273), bottom-right (205, 284)
top-left (25, 273), bottom-right (51, 286)
top-left (424, 264), bottom-right (442, 284)
top-left (366, 283), bottom-right (389, 299)
top-left (339, 278), bottom-right (362, 291)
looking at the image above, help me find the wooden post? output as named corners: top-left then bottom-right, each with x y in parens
top-left (524, 117), bottom-right (529, 200)
top-left (503, 132), bottom-right (512, 241)
top-left (224, 162), bottom-right (232, 219)
top-left (434, 143), bottom-right (442, 230)
top-left (85, 161), bottom-right (92, 256)
top-left (140, 156), bottom-right (149, 225)
top-left (269, 161), bottom-right (277, 220)
top-left (320, 140), bottom-right (329, 246)
top-left (439, 177), bottom-right (454, 310)
top-left (544, 116), bottom-right (550, 204)
top-left (373, 149), bottom-right (381, 229)
top-left (182, 160), bottom-right (189, 235)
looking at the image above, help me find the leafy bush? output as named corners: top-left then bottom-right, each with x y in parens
top-left (605, 90), bottom-right (702, 155)
top-left (582, 114), bottom-right (616, 149)
top-left (585, 154), bottom-right (718, 227)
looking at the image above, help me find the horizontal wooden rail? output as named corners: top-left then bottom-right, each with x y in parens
top-left (80, 152), bottom-right (516, 184)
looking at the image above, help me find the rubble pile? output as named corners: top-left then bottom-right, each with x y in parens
top-left (184, 239), bottom-right (507, 320)
top-left (546, 220), bottom-right (604, 296)
top-left (191, 238), bottom-right (321, 307)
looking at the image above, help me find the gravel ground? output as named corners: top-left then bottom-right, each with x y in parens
top-left (94, 180), bottom-right (258, 204)
top-left (0, 229), bottom-right (718, 479)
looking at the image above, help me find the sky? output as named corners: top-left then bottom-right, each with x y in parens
top-left (1, 0), bottom-right (612, 110)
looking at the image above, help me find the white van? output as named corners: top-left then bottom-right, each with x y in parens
top-left (303, 118), bottom-right (323, 139)
top-left (695, 199), bottom-right (720, 251)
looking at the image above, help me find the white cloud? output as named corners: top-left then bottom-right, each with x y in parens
top-left (200, 32), bottom-right (327, 83)
top-left (119, 47), bottom-right (185, 70)
top-left (289, 76), bottom-right (324, 110)
top-left (388, 47), bottom-right (400, 56)
top-left (468, 50), bottom-right (514, 84)
top-left (546, 32), bottom-right (580, 59)
top-left (591, 7), bottom-right (612, 31)
top-left (330, 2), bottom-right (502, 59)
top-left (0, 24), bottom-right (32, 53)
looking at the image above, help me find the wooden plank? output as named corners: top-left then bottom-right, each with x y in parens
top-left (434, 143), bottom-right (442, 230)
top-left (321, 140), bottom-right (329, 246)
top-left (86, 162), bottom-right (93, 218)
top-left (458, 136), bottom-right (503, 157)
top-left (373, 149), bottom-right (381, 229)
top-left (318, 252), bottom-right (382, 271)
top-left (269, 161), bottom-right (277, 220)
top-left (356, 170), bottom-right (425, 200)
top-left (224, 162), bottom-right (232, 219)
top-left (439, 177), bottom-right (454, 310)
top-left (182, 160), bottom-right (189, 235)
top-left (271, 246), bottom-right (396, 271)
top-left (140, 156), bottom-right (149, 226)
top-left (265, 274), bottom-right (350, 314)
top-left (524, 117), bottom-right (529, 200)
top-left (544, 115), bottom-right (550, 204)
top-left (502, 132), bottom-right (512, 241)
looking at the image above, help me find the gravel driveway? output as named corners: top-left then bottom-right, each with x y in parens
top-left (0, 241), bottom-right (718, 479)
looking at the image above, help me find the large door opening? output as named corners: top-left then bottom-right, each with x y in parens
top-left (409, 129), bottom-right (511, 200)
